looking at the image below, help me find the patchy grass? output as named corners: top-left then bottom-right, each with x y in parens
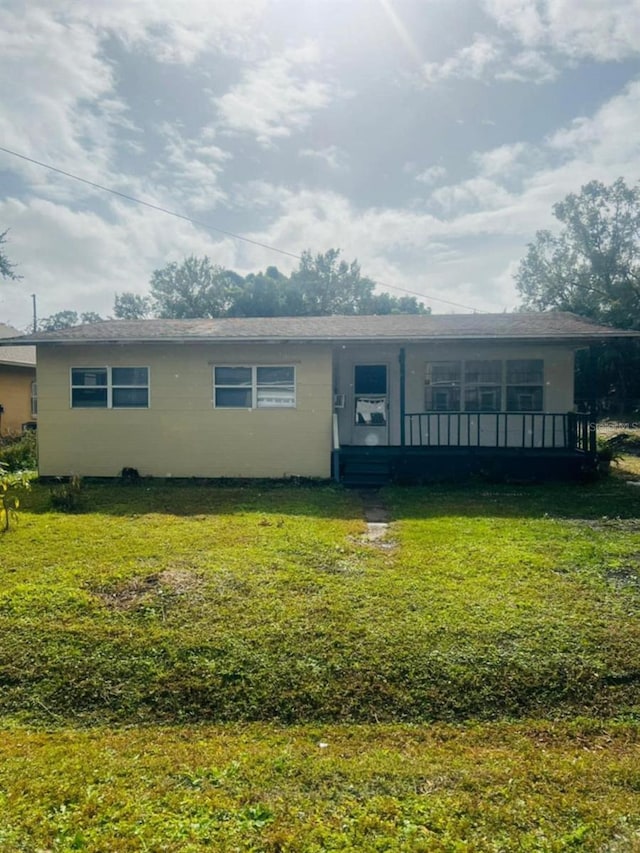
top-left (0, 471), bottom-right (639, 725)
top-left (2, 467), bottom-right (640, 848)
top-left (1, 720), bottom-right (639, 851)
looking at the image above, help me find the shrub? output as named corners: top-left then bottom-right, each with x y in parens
top-left (49, 475), bottom-right (85, 513)
top-left (0, 431), bottom-right (37, 472)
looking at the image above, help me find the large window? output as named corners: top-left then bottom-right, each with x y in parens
top-left (425, 359), bottom-right (544, 412)
top-left (214, 366), bottom-right (295, 409)
top-left (71, 367), bottom-right (149, 409)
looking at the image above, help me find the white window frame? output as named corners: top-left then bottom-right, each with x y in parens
top-left (213, 365), bottom-right (296, 410)
top-left (30, 380), bottom-right (38, 417)
top-left (70, 366), bottom-right (150, 409)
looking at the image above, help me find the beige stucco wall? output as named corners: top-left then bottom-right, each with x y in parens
top-left (36, 343), bottom-right (333, 478)
top-left (0, 364), bottom-right (36, 435)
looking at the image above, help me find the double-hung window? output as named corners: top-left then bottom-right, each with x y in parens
top-left (506, 359), bottom-right (543, 412)
top-left (214, 366), bottom-right (295, 409)
top-left (71, 367), bottom-right (149, 408)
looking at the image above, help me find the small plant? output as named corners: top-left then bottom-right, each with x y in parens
top-left (50, 475), bottom-right (85, 513)
top-left (0, 431), bottom-right (37, 472)
top-left (0, 464), bottom-right (33, 532)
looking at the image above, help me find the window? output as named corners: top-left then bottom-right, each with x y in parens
top-left (30, 381), bottom-right (38, 417)
top-left (214, 366), bottom-right (295, 409)
top-left (464, 360), bottom-right (501, 412)
top-left (506, 359), bottom-right (543, 411)
top-left (425, 362), bottom-right (460, 411)
top-left (71, 367), bottom-right (149, 408)
top-left (425, 359), bottom-right (544, 413)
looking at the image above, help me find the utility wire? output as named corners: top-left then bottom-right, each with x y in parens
top-left (0, 144), bottom-right (483, 313)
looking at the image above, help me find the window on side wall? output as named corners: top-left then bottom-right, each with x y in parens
top-left (70, 367), bottom-right (149, 408)
top-left (30, 381), bottom-right (38, 417)
top-left (214, 366), bottom-right (295, 409)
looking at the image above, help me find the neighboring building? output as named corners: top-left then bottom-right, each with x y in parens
top-left (0, 323), bottom-right (36, 436)
top-left (4, 313), bottom-right (636, 483)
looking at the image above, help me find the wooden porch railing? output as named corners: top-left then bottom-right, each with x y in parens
top-left (403, 411), bottom-right (596, 453)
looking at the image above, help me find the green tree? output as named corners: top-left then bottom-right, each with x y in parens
top-left (39, 311), bottom-right (104, 331)
top-left (516, 178), bottom-right (640, 413)
top-left (114, 292), bottom-right (151, 320)
top-left (226, 267), bottom-right (290, 317)
top-left (150, 256), bottom-right (243, 318)
top-left (0, 230), bottom-right (20, 281)
top-left (516, 178), bottom-right (640, 329)
top-left (288, 249), bottom-right (376, 315)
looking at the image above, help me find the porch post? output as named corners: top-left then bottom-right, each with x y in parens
top-left (399, 347), bottom-right (406, 446)
top-left (588, 344), bottom-right (598, 456)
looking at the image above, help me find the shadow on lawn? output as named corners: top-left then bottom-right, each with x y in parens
top-left (19, 470), bottom-right (640, 522)
top-left (23, 478), bottom-right (365, 520)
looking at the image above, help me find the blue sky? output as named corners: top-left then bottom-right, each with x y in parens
top-left (1, 0), bottom-right (640, 327)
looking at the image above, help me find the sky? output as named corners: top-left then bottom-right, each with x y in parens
top-left (1, 0), bottom-right (640, 328)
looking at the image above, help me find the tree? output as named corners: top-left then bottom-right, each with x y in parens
top-left (0, 230), bottom-right (20, 281)
top-left (39, 311), bottom-right (104, 331)
top-left (516, 178), bottom-right (640, 412)
top-left (114, 292), bottom-right (151, 320)
top-left (288, 249), bottom-right (376, 315)
top-left (149, 256), bottom-right (243, 318)
top-left (516, 178), bottom-right (640, 329)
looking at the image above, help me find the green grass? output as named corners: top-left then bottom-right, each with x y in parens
top-left (2, 466), bottom-right (640, 848)
top-left (1, 720), bottom-right (639, 851)
top-left (1, 473), bottom-right (640, 724)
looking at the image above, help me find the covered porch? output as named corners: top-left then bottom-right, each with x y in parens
top-left (330, 344), bottom-right (598, 485)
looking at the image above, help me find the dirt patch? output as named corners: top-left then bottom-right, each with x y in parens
top-left (94, 569), bottom-right (202, 611)
top-left (357, 490), bottom-right (397, 550)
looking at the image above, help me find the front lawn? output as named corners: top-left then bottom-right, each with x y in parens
top-left (1, 473), bottom-right (639, 724)
top-left (2, 467), bottom-right (640, 849)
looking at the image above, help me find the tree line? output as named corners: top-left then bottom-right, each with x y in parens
top-left (33, 249), bottom-right (428, 331)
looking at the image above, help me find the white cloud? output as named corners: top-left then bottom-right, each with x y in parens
top-left (298, 146), bottom-right (348, 171)
top-left (423, 34), bottom-right (502, 83)
top-left (484, 0), bottom-right (640, 62)
top-left (216, 43), bottom-right (335, 146)
top-left (414, 165), bottom-right (448, 186)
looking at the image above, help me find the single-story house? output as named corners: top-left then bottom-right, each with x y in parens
top-left (0, 323), bottom-right (37, 436)
top-left (5, 313), bottom-right (637, 483)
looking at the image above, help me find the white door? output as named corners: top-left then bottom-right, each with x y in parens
top-left (351, 364), bottom-right (389, 446)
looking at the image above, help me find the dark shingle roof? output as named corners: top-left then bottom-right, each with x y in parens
top-left (2, 313), bottom-right (636, 345)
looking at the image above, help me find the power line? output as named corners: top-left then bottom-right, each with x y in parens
top-left (0, 144), bottom-right (483, 313)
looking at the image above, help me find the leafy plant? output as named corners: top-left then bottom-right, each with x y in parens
top-left (0, 431), bottom-right (37, 472)
top-left (0, 464), bottom-right (33, 532)
top-left (49, 475), bottom-right (85, 513)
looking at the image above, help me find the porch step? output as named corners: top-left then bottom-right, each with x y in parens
top-left (340, 456), bottom-right (393, 487)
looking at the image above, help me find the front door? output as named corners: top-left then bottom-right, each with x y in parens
top-left (352, 364), bottom-right (389, 446)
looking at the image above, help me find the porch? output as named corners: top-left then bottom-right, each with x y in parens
top-left (332, 410), bottom-right (597, 487)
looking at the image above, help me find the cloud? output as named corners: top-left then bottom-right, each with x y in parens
top-left (414, 165), bottom-right (448, 186)
top-left (215, 43), bottom-right (335, 146)
top-left (423, 34), bottom-right (502, 83)
top-left (298, 146), bottom-right (348, 171)
top-left (483, 0), bottom-right (640, 62)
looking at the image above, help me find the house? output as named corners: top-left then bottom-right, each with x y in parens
top-left (4, 313), bottom-right (637, 483)
top-left (0, 323), bottom-right (36, 436)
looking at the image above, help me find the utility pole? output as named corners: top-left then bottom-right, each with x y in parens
top-left (31, 294), bottom-right (37, 333)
